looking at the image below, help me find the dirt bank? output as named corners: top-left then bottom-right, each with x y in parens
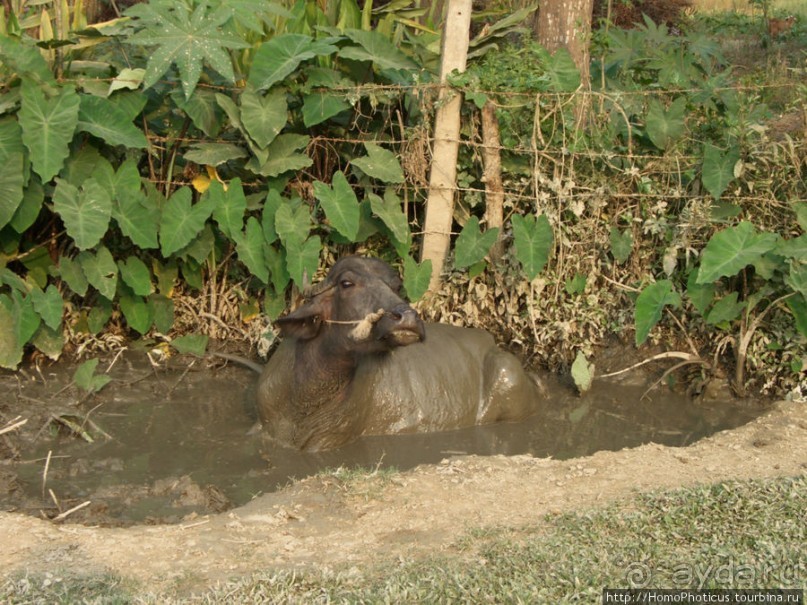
top-left (0, 399), bottom-right (804, 594)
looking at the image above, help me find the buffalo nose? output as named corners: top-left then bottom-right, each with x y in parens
top-left (390, 304), bottom-right (419, 323)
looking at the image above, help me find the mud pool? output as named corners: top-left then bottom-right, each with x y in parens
top-left (0, 351), bottom-right (765, 526)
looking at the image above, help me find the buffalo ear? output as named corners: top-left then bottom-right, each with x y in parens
top-left (276, 303), bottom-right (323, 340)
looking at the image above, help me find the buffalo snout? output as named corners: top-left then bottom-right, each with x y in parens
top-left (378, 304), bottom-right (425, 347)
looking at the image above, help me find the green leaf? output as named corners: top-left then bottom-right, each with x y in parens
top-left (266, 245), bottom-right (290, 293)
top-left (73, 358), bottom-right (112, 394)
top-left (126, 0), bottom-right (248, 100)
top-left (403, 256), bottom-right (431, 302)
top-left (120, 293), bottom-right (154, 334)
top-left (118, 256), bottom-right (153, 296)
top-left (233, 217), bottom-right (270, 283)
top-left (31, 324), bottom-right (64, 360)
top-left (58, 256), bottom-right (89, 297)
top-left (78, 246), bottom-right (118, 300)
top-left (10, 176), bottom-right (45, 233)
top-left (702, 143), bottom-right (740, 200)
top-left (369, 191), bottom-right (409, 244)
top-left (0, 152), bottom-right (24, 229)
top-left (454, 217), bottom-right (499, 269)
top-left (171, 88), bottom-right (222, 137)
top-left (77, 94), bottom-right (148, 148)
top-left (705, 292), bottom-right (746, 326)
top-left (786, 294), bottom-right (807, 338)
top-left (686, 267), bottom-right (715, 316)
top-left (313, 171), bottom-right (360, 241)
top-left (171, 333), bottom-right (209, 356)
top-left (262, 189), bottom-right (283, 244)
top-left (275, 202), bottom-right (312, 249)
top-left (88, 299), bottom-right (113, 334)
top-left (184, 143), bottom-right (247, 166)
top-left (794, 203), bottom-right (807, 232)
top-left (541, 48), bottom-right (580, 92)
top-left (565, 273), bottom-right (586, 295)
top-left (209, 178), bottom-right (247, 239)
top-left (30, 285), bottom-right (63, 330)
top-left (302, 92), bottom-right (350, 127)
top-left (285, 236), bottom-right (321, 287)
top-left (252, 134), bottom-right (312, 177)
top-left (571, 351), bottom-right (595, 394)
top-left (697, 222), bottom-right (779, 283)
top-left (645, 97), bottom-right (687, 150)
top-left (52, 178), bottom-right (113, 250)
top-left (0, 302), bottom-right (22, 369)
top-left (775, 234), bottom-right (807, 261)
top-left (113, 165), bottom-right (160, 249)
top-left (339, 29), bottom-right (418, 71)
top-left (786, 263), bottom-right (807, 299)
top-left (241, 88), bottom-right (287, 149)
top-left (248, 34), bottom-right (336, 91)
top-left (151, 294), bottom-right (175, 333)
top-left (108, 67), bottom-right (145, 94)
top-left (352, 142), bottom-right (404, 183)
top-left (18, 80), bottom-right (80, 182)
top-left (511, 214), bottom-right (553, 280)
top-left (159, 187), bottom-right (214, 257)
top-left (634, 279), bottom-right (681, 346)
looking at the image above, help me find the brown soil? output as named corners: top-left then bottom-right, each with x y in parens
top-left (0, 397), bottom-right (805, 594)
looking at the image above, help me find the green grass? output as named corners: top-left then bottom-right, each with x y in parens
top-left (2, 475), bottom-right (803, 604)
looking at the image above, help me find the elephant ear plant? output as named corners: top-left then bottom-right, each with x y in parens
top-left (634, 218), bottom-right (807, 396)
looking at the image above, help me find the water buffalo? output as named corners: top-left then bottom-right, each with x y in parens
top-left (257, 256), bottom-right (543, 450)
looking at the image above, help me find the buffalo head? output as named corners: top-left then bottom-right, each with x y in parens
top-left (276, 257), bottom-right (425, 354)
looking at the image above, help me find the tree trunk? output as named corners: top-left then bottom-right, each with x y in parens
top-left (534, 0), bottom-right (594, 85)
top-left (481, 101), bottom-right (504, 263)
top-left (420, 0), bottom-right (472, 293)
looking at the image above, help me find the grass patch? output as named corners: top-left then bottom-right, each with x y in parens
top-left (2, 475), bottom-right (803, 603)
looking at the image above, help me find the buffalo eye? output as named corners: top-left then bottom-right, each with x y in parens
top-left (339, 279), bottom-right (354, 289)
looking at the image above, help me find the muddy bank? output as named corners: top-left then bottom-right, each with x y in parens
top-left (0, 399), bottom-right (804, 594)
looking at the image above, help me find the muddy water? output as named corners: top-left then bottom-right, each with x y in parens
top-left (0, 352), bottom-right (764, 525)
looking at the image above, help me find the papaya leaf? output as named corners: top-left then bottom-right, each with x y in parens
top-left (78, 246), bottom-right (118, 301)
top-left (248, 34), bottom-right (337, 92)
top-left (18, 80), bottom-right (80, 182)
top-left (118, 256), bottom-right (153, 296)
top-left (233, 217), bottom-right (270, 283)
top-left (119, 293), bottom-right (154, 334)
top-left (125, 0), bottom-right (248, 100)
top-left (159, 187), bottom-right (215, 257)
top-left (697, 222), bottom-right (779, 283)
top-left (52, 178), bottom-right (112, 250)
top-left (352, 142), bottom-right (404, 183)
top-left (403, 256), bottom-right (431, 302)
top-left (645, 97), bottom-right (687, 150)
top-left (30, 284), bottom-right (63, 330)
top-left (702, 143), bottom-right (740, 200)
top-left (302, 92), bottom-right (350, 127)
top-left (209, 178), bottom-right (247, 239)
top-left (73, 358), bottom-right (112, 394)
top-left (58, 256), bottom-right (89, 297)
top-left (634, 279), bottom-right (681, 346)
top-left (454, 217), bottom-right (499, 269)
top-left (511, 214), bottom-right (553, 280)
top-left (171, 333), bottom-right (209, 356)
top-left (705, 292), bottom-right (746, 326)
top-left (184, 143), bottom-right (247, 166)
top-left (285, 236), bottom-right (321, 287)
top-left (241, 88), bottom-right (287, 149)
top-left (369, 191), bottom-right (409, 244)
top-left (77, 94), bottom-right (148, 148)
top-left (313, 171), bottom-right (360, 241)
top-left (339, 29), bottom-right (418, 71)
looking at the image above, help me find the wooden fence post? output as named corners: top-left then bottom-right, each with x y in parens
top-left (419, 0), bottom-right (472, 293)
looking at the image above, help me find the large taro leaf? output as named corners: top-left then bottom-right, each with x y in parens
top-left (125, 0), bottom-right (248, 100)
top-left (352, 142), bottom-right (404, 183)
top-left (0, 299), bottom-right (22, 370)
top-left (251, 134), bottom-right (312, 177)
top-left (454, 217), bottom-right (499, 269)
top-left (170, 88), bottom-right (222, 138)
top-left (302, 92), bottom-right (350, 127)
top-left (285, 235), bottom-right (321, 287)
top-left (0, 118), bottom-right (25, 229)
top-left (702, 143), bottom-right (740, 200)
top-left (275, 202), bottom-right (312, 250)
top-left (30, 284), bottom-right (63, 330)
top-left (118, 256), bottom-right (153, 296)
top-left (645, 97), bottom-right (687, 151)
top-left (159, 186), bottom-right (215, 257)
top-left (403, 256), bottom-right (431, 302)
top-left (339, 29), bottom-right (418, 71)
top-left (208, 178), bottom-right (247, 239)
top-left (312, 171), bottom-right (360, 241)
top-left (77, 95), bottom-right (148, 148)
top-left (697, 222), bottom-right (779, 284)
top-left (240, 88), bottom-right (287, 149)
top-left (249, 34), bottom-right (338, 92)
top-left (511, 214), bottom-right (553, 280)
top-left (634, 279), bottom-right (681, 346)
top-left (120, 293), bottom-right (154, 335)
top-left (184, 143), bottom-right (247, 167)
top-left (78, 246), bottom-right (118, 301)
top-left (18, 80), bottom-right (80, 182)
top-left (52, 178), bottom-right (112, 250)
top-left (369, 191), bottom-right (409, 245)
top-left (232, 217), bottom-right (269, 284)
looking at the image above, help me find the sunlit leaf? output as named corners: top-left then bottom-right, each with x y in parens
top-left (52, 177), bottom-right (112, 250)
top-left (233, 217), bottom-right (270, 283)
top-left (252, 133), bottom-right (312, 177)
top-left (249, 34), bottom-right (338, 91)
top-left (208, 178), bottom-right (247, 239)
top-left (285, 236), bottom-right (321, 287)
top-left (339, 29), bottom-right (418, 71)
top-left (454, 217), bottom-right (499, 269)
top-left (241, 88), bottom-right (287, 149)
top-left (159, 187), bottom-right (215, 257)
top-left (302, 92), bottom-right (350, 127)
top-left (369, 191), bottom-right (409, 244)
top-left (697, 222), bottom-right (779, 283)
top-left (403, 256), bottom-right (431, 301)
top-left (313, 171), bottom-right (360, 241)
top-left (352, 142), bottom-right (404, 183)
top-left (77, 94), bottom-right (148, 148)
top-left (511, 214), bottom-right (553, 280)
